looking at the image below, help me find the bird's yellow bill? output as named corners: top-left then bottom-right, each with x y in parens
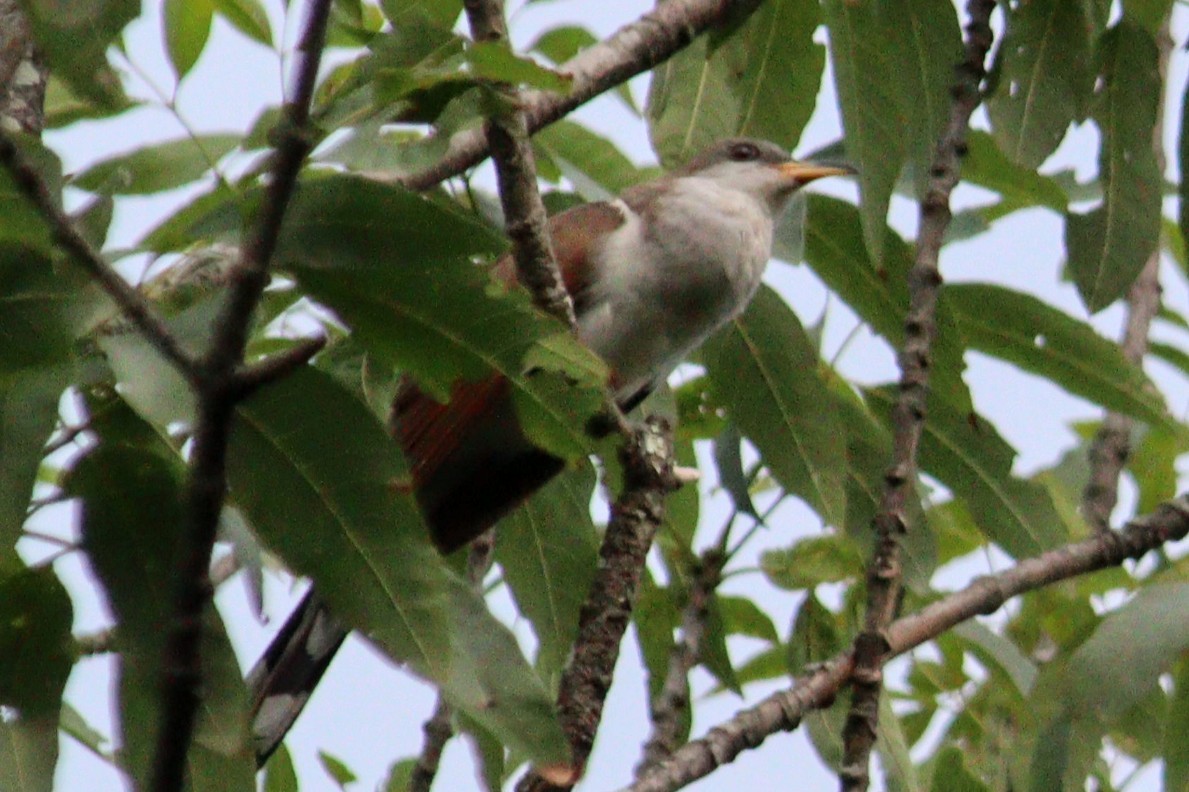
top-left (776, 160), bottom-right (857, 183)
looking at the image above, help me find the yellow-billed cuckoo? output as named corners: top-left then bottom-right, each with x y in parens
top-left (248, 137), bottom-right (853, 763)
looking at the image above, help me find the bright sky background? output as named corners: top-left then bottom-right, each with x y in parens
top-left (28, 0), bottom-right (1189, 790)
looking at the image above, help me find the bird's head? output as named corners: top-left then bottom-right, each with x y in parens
top-left (675, 137), bottom-right (854, 215)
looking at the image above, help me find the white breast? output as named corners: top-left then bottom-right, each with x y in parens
top-left (577, 178), bottom-right (774, 397)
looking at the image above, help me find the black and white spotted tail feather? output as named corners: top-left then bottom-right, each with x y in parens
top-left (248, 591), bottom-right (347, 766)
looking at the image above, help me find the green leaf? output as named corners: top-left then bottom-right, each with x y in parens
top-left (68, 393), bottom-right (256, 791)
top-left (466, 42), bottom-right (571, 93)
top-left (946, 284), bottom-right (1169, 426)
top-left (0, 567), bottom-right (72, 717)
top-left (705, 286), bottom-right (847, 526)
top-left (1181, 60), bottom-right (1189, 276)
top-left (716, 595), bottom-right (779, 643)
top-left (73, 135), bottom-right (240, 195)
top-left (1164, 658), bottom-right (1189, 792)
top-left (635, 574), bottom-right (681, 700)
top-left (711, 423), bottom-right (760, 520)
top-left (761, 534), bottom-right (864, 590)
top-left (277, 175), bottom-right (606, 460)
top-left (929, 746), bottom-right (990, 792)
top-left (962, 131), bottom-right (1068, 213)
top-left (228, 368), bottom-right (570, 768)
top-left (987, 0), bottom-right (1092, 168)
top-left (953, 621), bottom-right (1037, 696)
top-left (787, 593), bottom-right (841, 672)
top-left (534, 120), bottom-right (642, 199)
top-left (867, 387), bottom-right (1065, 558)
top-left (19, 0), bottom-right (135, 109)
top-left (647, 0), bottom-right (822, 166)
top-left (700, 592), bottom-right (742, 695)
top-left (318, 751), bottom-right (357, 789)
top-left (1066, 582), bottom-right (1189, 719)
top-left (0, 366), bottom-right (70, 550)
top-left (262, 744), bottom-right (298, 792)
top-left (0, 713), bottom-right (58, 792)
top-left (1127, 425), bottom-right (1187, 515)
top-left (0, 136), bottom-right (60, 252)
top-left (801, 195), bottom-right (971, 412)
top-left (822, 0), bottom-right (912, 264)
top-left (877, 694), bottom-right (921, 791)
top-left (1065, 21), bottom-right (1162, 312)
top-left (164, 0), bottom-right (214, 80)
top-left (495, 464), bottom-right (599, 677)
top-left (212, 0), bottom-right (273, 46)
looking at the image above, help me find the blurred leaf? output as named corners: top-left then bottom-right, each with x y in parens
top-left (0, 135), bottom-right (60, 252)
top-left (701, 593), bottom-right (742, 695)
top-left (0, 712), bottom-right (57, 792)
top-left (379, 0), bottom-right (460, 28)
top-left (953, 621), bottom-right (1037, 696)
top-left (732, 644), bottom-right (787, 686)
top-left (58, 703), bottom-right (110, 762)
top-left (717, 595), bottom-right (779, 643)
top-left (946, 284), bottom-right (1170, 427)
top-left (379, 757), bottom-right (416, 792)
top-left (1164, 658), bottom-right (1189, 792)
top-left (0, 567), bottom-right (72, 717)
top-left (987, 0), bottom-right (1092, 168)
top-left (929, 746), bottom-right (990, 792)
top-left (319, 751), bottom-right (357, 789)
top-left (0, 365), bottom-right (70, 550)
top-left (466, 42), bottom-right (571, 92)
top-left (228, 368), bottom-right (569, 767)
top-left (762, 534), bottom-right (864, 590)
top-left (213, 0), bottom-right (273, 46)
top-left (636, 574), bottom-right (680, 700)
top-left (649, 0), bottom-right (821, 167)
top-left (495, 464), bottom-right (598, 677)
top-left (71, 195), bottom-right (115, 249)
top-left (68, 393), bottom-right (255, 791)
top-left (164, 0), bottom-right (214, 80)
top-left (534, 120), bottom-right (641, 199)
top-left (1066, 582), bottom-right (1189, 719)
top-left (1123, 0), bottom-right (1173, 33)
top-left (1028, 714), bottom-right (1073, 792)
top-left (262, 744), bottom-right (298, 792)
top-left (73, 135), bottom-right (240, 195)
top-left (877, 694), bottom-right (921, 792)
top-left (1066, 21), bottom-right (1161, 312)
top-left (786, 593), bottom-right (841, 672)
top-left (712, 423), bottom-right (759, 520)
top-left (1127, 425), bottom-right (1186, 515)
top-left (705, 286), bottom-right (847, 526)
top-left (20, 0), bottom-right (135, 108)
top-left (867, 388), bottom-right (1065, 558)
top-left (278, 175), bottom-right (607, 461)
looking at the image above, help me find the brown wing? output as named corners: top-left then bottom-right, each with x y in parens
top-left (393, 201), bottom-right (625, 551)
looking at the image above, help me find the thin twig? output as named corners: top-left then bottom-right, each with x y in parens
top-left (518, 417), bottom-right (678, 792)
top-left (637, 552), bottom-right (724, 774)
top-left (624, 493), bottom-right (1189, 792)
top-left (409, 699), bottom-right (454, 792)
top-left (839, 2), bottom-right (996, 788)
top-left (149, 3), bottom-right (334, 790)
top-left (1081, 16), bottom-right (1171, 533)
top-left (235, 334), bottom-right (328, 396)
top-left (397, 0), bottom-right (757, 192)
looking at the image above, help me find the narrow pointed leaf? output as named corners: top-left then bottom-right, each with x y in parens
top-left (867, 388), bottom-right (1065, 558)
top-left (1065, 21), bottom-right (1161, 311)
top-left (495, 464), bottom-right (599, 677)
top-left (704, 285), bottom-right (847, 527)
top-left (73, 134), bottom-right (240, 195)
top-left (164, 0), bottom-right (214, 80)
top-left (946, 284), bottom-right (1169, 426)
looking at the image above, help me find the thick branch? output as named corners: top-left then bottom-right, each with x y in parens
top-left (839, 2), bottom-right (996, 788)
top-left (149, 3), bottom-right (334, 790)
top-left (1081, 17), bottom-right (1171, 532)
top-left (399, 0), bottom-right (758, 192)
top-left (518, 417), bottom-right (678, 792)
top-left (625, 493), bottom-right (1189, 792)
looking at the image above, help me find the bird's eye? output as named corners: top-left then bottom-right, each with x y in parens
top-left (728, 142), bottom-right (761, 161)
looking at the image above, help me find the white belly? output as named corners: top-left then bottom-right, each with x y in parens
top-left (577, 180), bottom-right (774, 396)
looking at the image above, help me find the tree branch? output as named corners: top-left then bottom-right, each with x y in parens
top-left (624, 492), bottom-right (1189, 792)
top-left (399, 0), bottom-right (759, 192)
top-left (1081, 15), bottom-right (1171, 533)
top-left (149, 2), bottom-right (334, 790)
top-left (518, 417), bottom-right (679, 791)
top-left (839, 2), bottom-right (996, 788)
top-left (636, 551), bottom-right (723, 774)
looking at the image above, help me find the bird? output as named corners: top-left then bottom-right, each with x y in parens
top-left (248, 137), bottom-right (853, 764)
